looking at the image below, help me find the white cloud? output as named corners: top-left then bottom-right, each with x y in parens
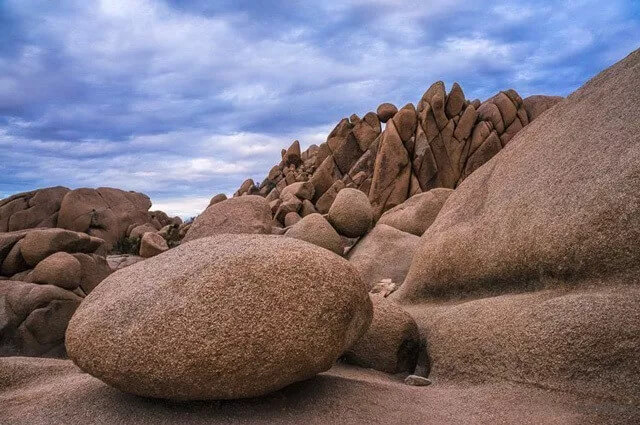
top-left (151, 195), bottom-right (212, 219)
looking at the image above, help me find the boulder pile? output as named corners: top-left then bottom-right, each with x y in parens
top-left (3, 46), bottom-right (640, 423)
top-left (0, 229), bottom-right (112, 357)
top-left (234, 81), bottom-right (561, 223)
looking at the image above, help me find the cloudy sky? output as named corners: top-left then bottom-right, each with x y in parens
top-left (1, 1), bottom-right (638, 217)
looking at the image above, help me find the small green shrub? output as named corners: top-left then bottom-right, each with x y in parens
top-left (112, 236), bottom-right (141, 255)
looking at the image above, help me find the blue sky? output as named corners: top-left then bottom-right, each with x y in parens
top-left (1, 0), bottom-right (638, 217)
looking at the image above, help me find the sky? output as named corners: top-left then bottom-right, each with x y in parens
top-left (1, 1), bottom-right (638, 217)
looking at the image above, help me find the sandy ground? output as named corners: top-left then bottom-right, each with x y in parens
top-left (1, 356), bottom-right (638, 424)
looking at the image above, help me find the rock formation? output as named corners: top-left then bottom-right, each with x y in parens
top-left (233, 82), bottom-right (560, 225)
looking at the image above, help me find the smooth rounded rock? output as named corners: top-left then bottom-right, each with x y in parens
top-left (327, 189), bottom-right (373, 238)
top-left (20, 229), bottom-right (92, 267)
top-left (376, 103), bottom-right (398, 123)
top-left (183, 196), bottom-right (272, 242)
top-left (66, 234), bottom-right (372, 400)
top-left (285, 213), bottom-right (343, 255)
top-left (378, 188), bottom-right (453, 236)
top-left (31, 252), bottom-right (82, 290)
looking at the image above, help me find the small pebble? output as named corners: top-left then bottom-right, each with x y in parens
top-left (404, 375), bottom-right (432, 386)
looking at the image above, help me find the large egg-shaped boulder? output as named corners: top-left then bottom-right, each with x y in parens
top-left (65, 234), bottom-right (372, 400)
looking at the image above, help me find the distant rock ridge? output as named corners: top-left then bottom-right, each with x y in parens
top-left (233, 82), bottom-right (561, 222)
top-left (0, 186), bottom-right (181, 248)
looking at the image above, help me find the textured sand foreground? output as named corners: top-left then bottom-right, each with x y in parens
top-left (1, 357), bottom-right (638, 425)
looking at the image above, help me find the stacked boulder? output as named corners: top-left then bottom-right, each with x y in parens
top-left (0, 186), bottom-right (69, 232)
top-left (233, 82), bottom-right (561, 222)
top-left (0, 228), bottom-right (110, 293)
top-left (0, 228), bottom-right (112, 357)
top-left (283, 188), bottom-right (373, 256)
top-left (58, 187), bottom-right (180, 248)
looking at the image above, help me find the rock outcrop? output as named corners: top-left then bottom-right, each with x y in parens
top-left (0, 186), bottom-right (69, 232)
top-left (0, 186), bottom-right (178, 250)
top-left (57, 187), bottom-right (153, 247)
top-left (66, 234), bottom-right (372, 400)
top-left (394, 49), bottom-right (640, 404)
top-left (0, 229), bottom-right (111, 297)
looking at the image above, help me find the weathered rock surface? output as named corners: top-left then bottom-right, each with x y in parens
top-left (376, 103), bottom-right (398, 123)
top-left (183, 196), bottom-right (272, 242)
top-left (344, 295), bottom-right (420, 374)
top-left (128, 223), bottom-right (158, 239)
top-left (72, 253), bottom-right (112, 294)
top-left (523, 95), bottom-right (563, 122)
top-left (285, 213), bottom-right (343, 255)
top-left (0, 280), bottom-right (82, 357)
top-left (208, 193), bottom-right (227, 206)
top-left (106, 254), bottom-right (144, 271)
top-left (378, 188), bottom-right (452, 236)
top-left (4, 358), bottom-right (637, 425)
top-left (66, 235), bottom-right (372, 400)
top-left (231, 81), bottom-right (556, 225)
top-left (405, 285), bottom-right (640, 404)
top-left (347, 224), bottom-right (420, 288)
top-left (397, 48), bottom-right (640, 301)
top-left (0, 186), bottom-right (69, 232)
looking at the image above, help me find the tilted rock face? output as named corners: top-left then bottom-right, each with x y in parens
top-left (66, 234), bottom-right (372, 400)
top-left (183, 195), bottom-right (272, 242)
top-left (0, 280), bottom-right (82, 358)
top-left (139, 232), bottom-right (168, 258)
top-left (523, 94), bottom-right (563, 122)
top-left (394, 49), bottom-right (640, 404)
top-left (378, 188), bottom-right (453, 236)
top-left (233, 82), bottom-right (559, 224)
